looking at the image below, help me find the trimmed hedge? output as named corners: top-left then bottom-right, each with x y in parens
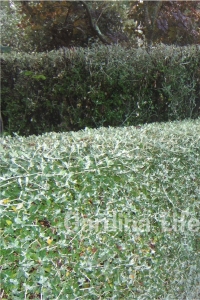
top-left (1, 44), bottom-right (200, 136)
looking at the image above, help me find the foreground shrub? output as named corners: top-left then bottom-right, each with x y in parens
top-left (0, 119), bottom-right (199, 298)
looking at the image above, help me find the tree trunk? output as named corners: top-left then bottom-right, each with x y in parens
top-left (80, 1), bottom-right (111, 45)
top-left (144, 1), bottom-right (163, 49)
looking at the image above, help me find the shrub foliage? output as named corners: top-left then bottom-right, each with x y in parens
top-left (1, 44), bottom-right (200, 136)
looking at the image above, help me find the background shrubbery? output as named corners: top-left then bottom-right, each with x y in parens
top-left (1, 44), bottom-right (200, 136)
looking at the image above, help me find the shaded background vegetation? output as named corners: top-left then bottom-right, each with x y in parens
top-left (1, 1), bottom-right (200, 52)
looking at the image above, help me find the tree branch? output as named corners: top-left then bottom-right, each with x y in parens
top-left (79, 1), bottom-right (111, 45)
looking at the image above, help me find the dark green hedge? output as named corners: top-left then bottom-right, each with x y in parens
top-left (1, 44), bottom-right (200, 136)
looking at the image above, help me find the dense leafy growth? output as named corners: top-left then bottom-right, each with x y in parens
top-left (1, 44), bottom-right (200, 136)
top-left (1, 119), bottom-right (200, 299)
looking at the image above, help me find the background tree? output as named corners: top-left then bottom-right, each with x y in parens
top-left (1, 1), bottom-right (199, 53)
top-left (19, 1), bottom-right (130, 52)
top-left (126, 1), bottom-right (200, 47)
top-left (0, 0), bottom-right (27, 51)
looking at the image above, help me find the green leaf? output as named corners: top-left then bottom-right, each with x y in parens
top-left (32, 74), bottom-right (46, 80)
